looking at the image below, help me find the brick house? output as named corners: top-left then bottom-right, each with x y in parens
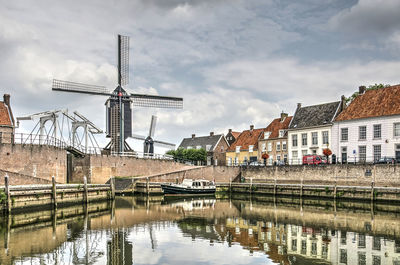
top-left (332, 85), bottom-right (400, 163)
top-left (226, 125), bottom-right (265, 165)
top-left (226, 129), bottom-right (241, 146)
top-left (0, 94), bottom-right (15, 144)
top-left (258, 113), bottom-right (292, 165)
top-left (178, 132), bottom-right (229, 165)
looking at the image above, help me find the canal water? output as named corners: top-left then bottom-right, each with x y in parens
top-left (1, 194), bottom-right (400, 265)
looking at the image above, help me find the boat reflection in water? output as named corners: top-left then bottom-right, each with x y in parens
top-left (1, 195), bottom-right (400, 264)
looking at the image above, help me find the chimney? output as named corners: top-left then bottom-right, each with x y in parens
top-left (191, 134), bottom-right (195, 139)
top-left (340, 95), bottom-right (346, 111)
top-left (228, 129), bottom-right (232, 133)
top-left (210, 132), bottom-right (214, 136)
top-left (359, 85), bottom-right (366, 95)
top-left (297, 103), bottom-right (302, 109)
top-left (250, 125), bottom-right (254, 131)
top-left (280, 112), bottom-right (288, 122)
top-left (3, 94), bottom-right (10, 107)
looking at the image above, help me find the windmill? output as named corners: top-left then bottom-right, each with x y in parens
top-left (52, 35), bottom-right (183, 154)
top-left (131, 115), bottom-right (175, 154)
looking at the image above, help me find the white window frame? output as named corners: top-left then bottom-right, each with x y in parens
top-left (279, 130), bottom-right (284, 138)
top-left (292, 134), bottom-right (298, 147)
top-left (196, 145), bottom-right (202, 150)
top-left (267, 142), bottom-right (272, 152)
top-left (264, 132), bottom-right (271, 139)
top-left (312, 132), bottom-right (318, 146)
top-left (358, 145), bottom-right (366, 162)
top-left (262, 143), bottom-right (266, 152)
top-left (282, 141), bottom-right (287, 151)
top-left (276, 142), bottom-right (281, 151)
top-left (206, 145), bottom-right (212, 151)
top-left (235, 146), bottom-right (241, 153)
top-left (359, 126), bottom-right (366, 141)
top-left (394, 123), bottom-right (400, 137)
top-left (322, 131), bottom-right (329, 145)
top-left (373, 145), bottom-right (381, 161)
top-left (373, 124), bottom-right (381, 139)
top-left (301, 133), bottom-right (307, 146)
top-left (341, 128), bottom-right (348, 142)
top-left (249, 145), bottom-right (254, 153)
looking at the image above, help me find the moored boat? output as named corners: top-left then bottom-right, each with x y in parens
top-left (161, 179), bottom-right (216, 194)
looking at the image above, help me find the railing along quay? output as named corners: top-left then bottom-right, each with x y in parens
top-left (216, 181), bottom-right (400, 202)
top-left (1, 175), bottom-right (115, 213)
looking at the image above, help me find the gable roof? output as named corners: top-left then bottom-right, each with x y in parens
top-left (231, 131), bottom-right (241, 139)
top-left (227, 128), bottom-right (265, 152)
top-left (289, 101), bottom-right (341, 130)
top-left (336, 85), bottom-right (400, 121)
top-left (178, 134), bottom-right (225, 151)
top-left (0, 102), bottom-right (12, 126)
top-left (261, 116), bottom-right (292, 139)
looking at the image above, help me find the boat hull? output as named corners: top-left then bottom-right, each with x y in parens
top-left (161, 184), bottom-right (216, 194)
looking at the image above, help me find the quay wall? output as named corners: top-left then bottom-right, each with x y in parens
top-left (242, 164), bottom-right (400, 187)
top-left (0, 143), bottom-right (67, 184)
top-left (71, 155), bottom-right (194, 184)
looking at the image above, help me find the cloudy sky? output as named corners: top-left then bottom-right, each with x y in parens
top-left (1, 0), bottom-right (400, 152)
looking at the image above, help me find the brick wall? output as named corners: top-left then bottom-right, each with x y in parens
top-left (0, 143), bottom-right (67, 183)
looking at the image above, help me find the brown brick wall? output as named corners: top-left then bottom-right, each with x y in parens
top-left (0, 143), bottom-right (67, 183)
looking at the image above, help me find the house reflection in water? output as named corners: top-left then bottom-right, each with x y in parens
top-left (107, 228), bottom-right (133, 265)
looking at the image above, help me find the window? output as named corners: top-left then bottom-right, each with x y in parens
top-left (372, 256), bottom-right (381, 265)
top-left (277, 155), bottom-right (281, 161)
top-left (234, 157), bottom-right (238, 165)
top-left (373, 145), bottom-right (381, 161)
top-left (395, 123), bottom-right (400, 137)
top-left (341, 128), bottom-right (348, 141)
top-left (279, 130), bottom-right (284, 138)
top-left (341, 146), bottom-right (347, 163)
top-left (373, 237), bottom-right (381, 251)
top-left (282, 141), bottom-right (287, 151)
top-left (228, 157), bottom-right (232, 166)
top-left (235, 146), bottom-right (241, 153)
top-left (292, 239), bottom-right (297, 251)
top-left (322, 131), bottom-right (329, 144)
top-left (359, 126), bottom-right (366, 140)
top-left (284, 154), bottom-right (287, 162)
top-left (292, 134), bottom-right (298, 147)
top-left (359, 146), bottom-right (366, 162)
top-left (262, 143), bottom-right (266, 152)
top-left (206, 145), bottom-right (212, 151)
top-left (249, 145), bottom-right (254, 153)
top-left (358, 234), bottom-right (366, 248)
top-left (264, 132), bottom-right (271, 139)
top-left (301, 133), bottom-right (307, 146)
top-left (340, 249), bottom-right (347, 264)
top-left (373, 124), bottom-right (381, 139)
top-left (276, 142), bottom-right (281, 151)
top-left (187, 146), bottom-right (193, 149)
top-left (312, 132), bottom-right (318, 145)
top-left (267, 142), bottom-right (272, 152)
top-left (292, 151), bottom-right (298, 158)
top-left (196, 145), bottom-right (201, 149)
top-left (302, 150), bottom-right (307, 156)
top-left (358, 252), bottom-right (366, 265)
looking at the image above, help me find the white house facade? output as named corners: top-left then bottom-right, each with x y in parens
top-left (287, 100), bottom-right (344, 165)
top-left (332, 85), bottom-right (400, 163)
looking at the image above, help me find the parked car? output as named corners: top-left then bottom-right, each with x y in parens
top-left (302, 154), bottom-right (327, 165)
top-left (374, 157), bottom-right (396, 164)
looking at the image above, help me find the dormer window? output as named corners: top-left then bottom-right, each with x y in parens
top-left (196, 145), bottom-right (202, 150)
top-left (264, 132), bottom-right (271, 139)
top-left (249, 145), bottom-right (254, 153)
top-left (279, 130), bottom-right (285, 138)
top-left (235, 146), bottom-right (241, 153)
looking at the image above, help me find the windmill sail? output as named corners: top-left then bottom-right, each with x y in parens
top-left (52, 79), bottom-right (111, 96)
top-left (118, 35), bottom-right (130, 86)
top-left (131, 94), bottom-right (183, 108)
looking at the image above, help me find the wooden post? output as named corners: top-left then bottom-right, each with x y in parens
top-left (229, 177), bottom-right (232, 194)
top-left (146, 177), bottom-right (150, 195)
top-left (131, 178), bottom-right (135, 195)
top-left (250, 178), bottom-right (253, 194)
top-left (274, 178), bottom-right (277, 196)
top-left (5, 174), bottom-right (11, 213)
top-left (371, 180), bottom-right (375, 202)
top-left (300, 178), bottom-right (303, 198)
top-left (334, 182), bottom-right (337, 200)
top-left (52, 176), bottom-right (57, 209)
top-left (83, 176), bottom-right (88, 204)
top-left (110, 177), bottom-right (115, 200)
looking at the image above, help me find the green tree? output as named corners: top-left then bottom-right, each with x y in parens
top-left (166, 147), bottom-right (207, 162)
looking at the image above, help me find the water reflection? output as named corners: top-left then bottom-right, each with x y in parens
top-left (1, 196), bottom-right (400, 264)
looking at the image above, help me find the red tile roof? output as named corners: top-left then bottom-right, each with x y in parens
top-left (336, 85), bottom-right (400, 121)
top-left (0, 102), bottom-right (12, 126)
top-left (231, 131), bottom-right (241, 139)
top-left (262, 116), bottom-right (292, 139)
top-left (227, 128), bottom-right (265, 152)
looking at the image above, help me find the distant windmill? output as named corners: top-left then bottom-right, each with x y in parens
top-left (52, 35), bottom-right (183, 154)
top-left (131, 115), bottom-right (175, 154)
